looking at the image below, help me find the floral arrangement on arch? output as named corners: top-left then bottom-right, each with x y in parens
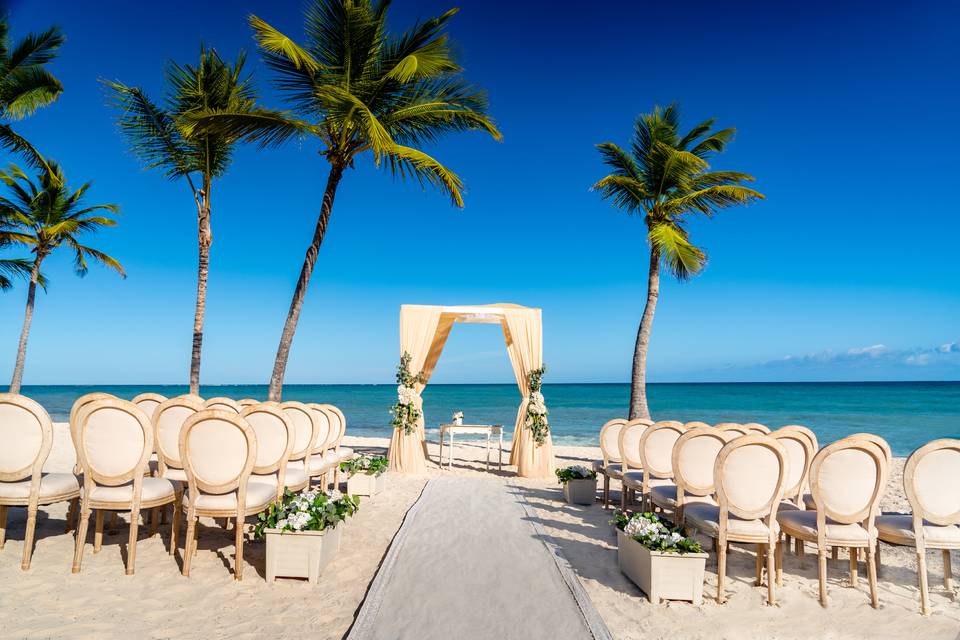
top-left (610, 510), bottom-right (702, 554)
top-left (253, 487), bottom-right (359, 538)
top-left (391, 351), bottom-right (426, 435)
top-left (525, 365), bottom-right (549, 446)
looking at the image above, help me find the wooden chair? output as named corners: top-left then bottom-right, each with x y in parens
top-left (175, 394), bottom-right (204, 403)
top-left (131, 393), bottom-right (166, 420)
top-left (0, 394), bottom-right (81, 570)
top-left (683, 421), bottom-right (711, 429)
top-left (625, 421), bottom-right (684, 512)
top-left (771, 425), bottom-right (818, 555)
top-left (743, 423), bottom-right (772, 435)
top-left (71, 398), bottom-right (178, 574)
top-left (243, 404), bottom-right (301, 500)
top-left (802, 433), bottom-right (890, 512)
top-left (876, 439), bottom-right (960, 615)
top-left (778, 436), bottom-right (888, 608)
top-left (237, 398), bottom-right (259, 408)
top-left (179, 410), bottom-right (274, 580)
top-left (320, 404), bottom-right (352, 461)
top-left (66, 392), bottom-right (117, 529)
top-left (307, 404), bottom-right (341, 489)
top-left (281, 401), bottom-right (321, 489)
top-left (593, 418), bottom-right (626, 509)
top-left (617, 418), bottom-right (653, 510)
top-left (685, 434), bottom-right (788, 605)
top-left (203, 397), bottom-right (241, 413)
top-left (652, 426), bottom-right (724, 524)
top-left (154, 397), bottom-right (203, 485)
top-left (715, 423), bottom-right (748, 439)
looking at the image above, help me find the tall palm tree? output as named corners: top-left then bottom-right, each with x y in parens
top-left (593, 104), bottom-right (763, 420)
top-left (187, 0), bottom-right (501, 401)
top-left (0, 14), bottom-right (64, 169)
top-left (1, 160), bottom-right (124, 393)
top-left (106, 46), bottom-right (259, 395)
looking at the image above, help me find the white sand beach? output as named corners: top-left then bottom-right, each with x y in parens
top-left (0, 425), bottom-right (957, 640)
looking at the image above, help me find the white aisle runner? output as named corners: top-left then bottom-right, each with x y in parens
top-left (347, 477), bottom-right (611, 640)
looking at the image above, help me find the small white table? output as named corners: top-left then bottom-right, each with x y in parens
top-left (438, 423), bottom-right (503, 471)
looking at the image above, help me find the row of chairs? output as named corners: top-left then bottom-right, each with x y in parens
top-left (594, 419), bottom-right (959, 614)
top-left (0, 392), bottom-right (353, 581)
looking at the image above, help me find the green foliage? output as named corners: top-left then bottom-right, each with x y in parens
top-left (0, 159), bottom-right (124, 281)
top-left (0, 15), bottom-right (64, 173)
top-left (555, 464), bottom-right (597, 484)
top-left (253, 487), bottom-right (360, 539)
top-left (390, 351), bottom-right (423, 434)
top-left (610, 509), bottom-right (703, 555)
top-left (525, 365), bottom-right (549, 446)
top-left (186, 0), bottom-right (501, 207)
top-left (340, 454), bottom-right (389, 476)
top-left (592, 103), bottom-right (763, 281)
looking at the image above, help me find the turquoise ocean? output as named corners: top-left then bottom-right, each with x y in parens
top-left (19, 382), bottom-right (959, 457)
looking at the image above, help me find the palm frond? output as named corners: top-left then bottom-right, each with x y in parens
top-left (5, 25), bottom-right (64, 70)
top-left (0, 124), bottom-right (53, 173)
top-left (384, 143), bottom-right (464, 207)
top-left (0, 66), bottom-right (63, 119)
top-left (184, 108), bottom-right (313, 149)
top-left (648, 222), bottom-right (706, 280)
top-left (591, 175), bottom-right (649, 214)
top-left (68, 239), bottom-right (125, 278)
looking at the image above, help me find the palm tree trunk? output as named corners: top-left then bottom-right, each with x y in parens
top-left (629, 248), bottom-right (660, 420)
top-left (9, 258), bottom-right (42, 394)
top-left (189, 187), bottom-right (212, 396)
top-left (267, 163), bottom-right (346, 402)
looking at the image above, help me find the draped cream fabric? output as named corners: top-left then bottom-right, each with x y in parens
top-left (502, 308), bottom-right (555, 479)
top-left (388, 303), bottom-right (554, 478)
top-left (387, 305), bottom-right (443, 474)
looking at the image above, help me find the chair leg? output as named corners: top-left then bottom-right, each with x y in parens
top-left (831, 546), bottom-right (838, 561)
top-left (20, 501), bottom-right (39, 570)
top-left (150, 507), bottom-right (160, 536)
top-left (126, 506), bottom-right (140, 575)
top-left (818, 549), bottom-right (828, 607)
top-left (717, 536), bottom-right (728, 604)
top-left (182, 511), bottom-right (196, 577)
top-left (866, 547), bottom-right (879, 609)
top-left (602, 475), bottom-right (610, 509)
top-left (169, 495), bottom-right (181, 556)
top-left (93, 510), bottom-right (104, 553)
top-left (876, 542), bottom-right (882, 577)
top-left (943, 549), bottom-right (953, 590)
top-left (0, 505), bottom-right (7, 548)
top-left (775, 538), bottom-right (784, 586)
top-left (72, 501), bottom-right (92, 573)
top-left (796, 537), bottom-right (804, 557)
top-left (620, 484), bottom-right (627, 511)
top-left (755, 544), bottom-right (764, 586)
top-left (108, 511), bottom-right (119, 534)
top-left (64, 499), bottom-right (77, 533)
top-left (917, 550), bottom-right (930, 615)
top-left (849, 547), bottom-right (858, 588)
top-left (333, 465), bottom-right (341, 490)
top-left (766, 543), bottom-right (777, 605)
top-left (234, 512), bottom-right (244, 581)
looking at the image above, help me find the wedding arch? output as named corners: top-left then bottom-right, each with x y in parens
top-left (387, 303), bottom-right (556, 478)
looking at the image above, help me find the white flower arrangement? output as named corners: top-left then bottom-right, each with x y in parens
top-left (555, 464), bottom-right (598, 483)
top-left (390, 351), bottom-right (425, 434)
top-left (254, 487), bottom-right (360, 539)
top-left (611, 511), bottom-right (702, 554)
top-left (524, 366), bottom-right (549, 446)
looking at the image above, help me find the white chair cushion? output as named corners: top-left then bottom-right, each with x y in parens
top-left (876, 514), bottom-right (960, 546)
top-left (650, 484), bottom-right (716, 510)
top-left (621, 470), bottom-right (644, 488)
top-left (162, 467), bottom-right (188, 482)
top-left (251, 467), bottom-right (309, 490)
top-left (0, 473), bottom-right (80, 501)
top-left (337, 446), bottom-right (354, 461)
top-left (307, 454), bottom-right (335, 475)
top-left (184, 482), bottom-right (276, 513)
top-left (685, 502), bottom-right (778, 538)
top-left (777, 509), bottom-right (873, 545)
top-left (87, 477), bottom-right (176, 505)
top-left (600, 463), bottom-right (623, 479)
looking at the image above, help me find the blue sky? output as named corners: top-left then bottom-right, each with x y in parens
top-left (0, 0), bottom-right (957, 385)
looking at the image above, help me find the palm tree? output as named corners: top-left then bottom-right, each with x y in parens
top-left (0, 14), bottom-right (65, 169)
top-left (106, 46), bottom-right (259, 395)
top-left (186, 0), bottom-right (501, 401)
top-left (592, 104), bottom-right (763, 420)
top-left (1, 160), bottom-right (124, 393)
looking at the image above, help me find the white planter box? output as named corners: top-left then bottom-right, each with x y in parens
top-left (347, 471), bottom-right (386, 497)
top-left (265, 521), bottom-right (342, 583)
top-left (562, 477), bottom-right (597, 505)
top-left (616, 529), bottom-right (708, 605)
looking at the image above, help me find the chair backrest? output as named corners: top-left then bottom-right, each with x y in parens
top-left (280, 401), bottom-right (319, 463)
top-left (809, 436), bottom-right (887, 525)
top-left (154, 397), bottom-right (203, 470)
top-left (683, 421), bottom-right (711, 430)
top-left (0, 393), bottom-right (53, 485)
top-left (237, 398), bottom-right (259, 408)
top-left (307, 403), bottom-right (334, 454)
top-left (322, 404), bottom-right (347, 447)
top-left (848, 432), bottom-right (892, 467)
top-left (903, 439), bottom-right (960, 527)
top-left (74, 399), bottom-right (153, 487)
top-left (203, 397), bottom-right (241, 413)
top-left (672, 426), bottom-right (727, 498)
top-left (715, 423), bottom-right (748, 440)
top-left (598, 418), bottom-right (627, 465)
top-left (179, 410), bottom-right (256, 500)
top-left (131, 393), bottom-right (166, 421)
top-left (771, 425), bottom-right (817, 501)
top-left (241, 404), bottom-right (294, 477)
top-left (742, 422), bottom-right (771, 435)
top-left (639, 421), bottom-right (685, 480)
top-left (618, 418), bottom-right (654, 469)
top-left (69, 392), bottom-right (117, 473)
top-left (715, 434), bottom-right (788, 521)
top-left (175, 394), bottom-right (204, 403)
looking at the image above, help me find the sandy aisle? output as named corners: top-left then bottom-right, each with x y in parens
top-left (0, 427), bottom-right (957, 639)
